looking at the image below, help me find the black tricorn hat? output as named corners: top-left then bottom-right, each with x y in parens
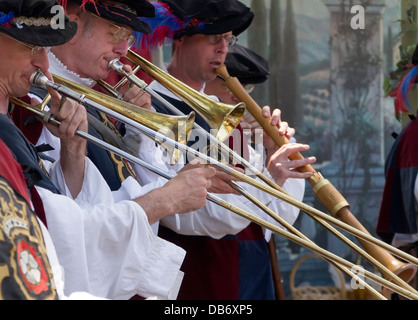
top-left (0, 0), bottom-right (77, 47)
top-left (160, 0), bottom-right (254, 37)
top-left (225, 44), bottom-right (269, 85)
top-left (64, 0), bottom-right (155, 34)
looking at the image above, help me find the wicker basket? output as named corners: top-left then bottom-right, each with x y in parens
top-left (289, 254), bottom-right (347, 300)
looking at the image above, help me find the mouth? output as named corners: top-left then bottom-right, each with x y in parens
top-left (209, 61), bottom-right (223, 70)
top-left (23, 72), bottom-right (34, 85)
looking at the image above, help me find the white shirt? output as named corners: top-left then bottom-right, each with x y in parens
top-left (124, 78), bottom-right (306, 242)
top-left (29, 51), bottom-right (186, 300)
top-left (38, 158), bottom-right (185, 300)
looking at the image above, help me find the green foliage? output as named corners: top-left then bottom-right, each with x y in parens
top-left (384, 44), bottom-right (417, 97)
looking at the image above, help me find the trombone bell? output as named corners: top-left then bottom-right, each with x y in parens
top-left (51, 73), bottom-right (195, 163)
top-left (124, 50), bottom-right (246, 142)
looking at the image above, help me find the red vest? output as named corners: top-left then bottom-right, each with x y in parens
top-left (0, 139), bottom-right (57, 300)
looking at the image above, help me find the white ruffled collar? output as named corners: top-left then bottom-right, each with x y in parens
top-left (48, 51), bottom-right (96, 88)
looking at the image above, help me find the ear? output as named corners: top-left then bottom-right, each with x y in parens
top-left (67, 13), bottom-right (81, 44)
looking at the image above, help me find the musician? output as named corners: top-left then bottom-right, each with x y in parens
top-left (205, 43), bottom-right (271, 143)
top-left (377, 44), bottom-right (418, 293)
top-left (205, 43), bottom-right (289, 299)
top-left (132, 0), bottom-right (317, 300)
top-left (3, 0), bottom-right (219, 300)
top-left (19, 0), bottom-right (239, 229)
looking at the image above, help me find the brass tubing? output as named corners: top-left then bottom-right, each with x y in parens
top-left (12, 90), bottom-right (416, 299)
top-left (27, 69), bottom-right (418, 298)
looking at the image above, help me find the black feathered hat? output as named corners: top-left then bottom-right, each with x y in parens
top-left (137, 0), bottom-right (254, 49)
top-left (225, 44), bottom-right (269, 85)
top-left (160, 0), bottom-right (254, 37)
top-left (0, 0), bottom-right (77, 47)
top-left (61, 0), bottom-right (155, 34)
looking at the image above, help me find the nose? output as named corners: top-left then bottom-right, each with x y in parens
top-left (215, 39), bottom-right (229, 54)
top-left (114, 41), bottom-right (130, 57)
top-left (32, 48), bottom-right (49, 72)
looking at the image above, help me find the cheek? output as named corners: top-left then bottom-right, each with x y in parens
top-left (5, 62), bottom-right (30, 93)
top-left (82, 52), bottom-right (107, 79)
top-left (0, 51), bottom-right (17, 75)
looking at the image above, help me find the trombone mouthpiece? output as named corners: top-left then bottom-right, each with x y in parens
top-left (108, 59), bottom-right (125, 74)
top-left (30, 70), bottom-right (49, 87)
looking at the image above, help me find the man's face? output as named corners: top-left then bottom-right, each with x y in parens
top-left (0, 34), bottom-right (49, 100)
top-left (68, 13), bottom-right (134, 81)
top-left (173, 32), bottom-right (232, 87)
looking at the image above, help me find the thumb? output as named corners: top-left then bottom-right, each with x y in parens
top-left (203, 166), bottom-right (217, 179)
top-left (42, 70), bottom-right (61, 114)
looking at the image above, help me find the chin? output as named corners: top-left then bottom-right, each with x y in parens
top-left (97, 70), bottom-right (111, 82)
top-left (13, 89), bottom-right (29, 99)
top-left (207, 73), bottom-right (218, 82)
top-left (15, 81), bottom-right (30, 97)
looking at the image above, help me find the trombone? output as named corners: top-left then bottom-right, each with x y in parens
top-left (107, 50), bottom-right (247, 143)
top-left (25, 70), bottom-right (418, 299)
top-left (14, 69), bottom-right (418, 299)
top-left (49, 73), bottom-right (195, 164)
top-left (102, 51), bottom-right (418, 298)
top-left (9, 90), bottom-right (392, 300)
top-left (110, 50), bottom-right (286, 179)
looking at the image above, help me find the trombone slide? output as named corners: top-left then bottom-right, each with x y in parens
top-left (16, 70), bottom-right (418, 297)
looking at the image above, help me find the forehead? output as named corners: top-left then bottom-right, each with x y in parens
top-left (87, 13), bottom-right (133, 32)
top-left (185, 31), bottom-right (232, 43)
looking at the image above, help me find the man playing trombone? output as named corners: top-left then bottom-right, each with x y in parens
top-left (4, 0), bottom-right (227, 300)
top-left (14, 0), bottom-right (312, 300)
top-left (129, 0), bottom-right (317, 300)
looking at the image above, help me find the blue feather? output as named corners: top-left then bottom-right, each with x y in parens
top-left (0, 11), bottom-right (14, 26)
top-left (134, 2), bottom-right (205, 50)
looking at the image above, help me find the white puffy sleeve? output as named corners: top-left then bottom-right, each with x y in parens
top-left (38, 158), bottom-right (186, 300)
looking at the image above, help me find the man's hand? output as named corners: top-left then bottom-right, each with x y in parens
top-left (261, 106), bottom-right (295, 154)
top-left (118, 64), bottom-right (152, 109)
top-left (136, 166), bottom-right (217, 224)
top-left (181, 160), bottom-right (243, 195)
top-left (40, 70), bottom-right (88, 198)
top-left (266, 143), bottom-right (316, 187)
top-left (42, 71), bottom-right (88, 140)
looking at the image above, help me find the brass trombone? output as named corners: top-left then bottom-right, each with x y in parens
top-left (102, 52), bottom-right (418, 298)
top-left (49, 73), bottom-right (195, 163)
top-left (121, 49), bottom-right (247, 143)
top-left (10, 93), bottom-right (395, 299)
top-left (26, 70), bottom-right (418, 299)
top-left (108, 51), bottom-right (279, 174)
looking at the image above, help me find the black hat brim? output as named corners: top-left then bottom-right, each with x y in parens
top-left (0, 18), bottom-right (78, 47)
